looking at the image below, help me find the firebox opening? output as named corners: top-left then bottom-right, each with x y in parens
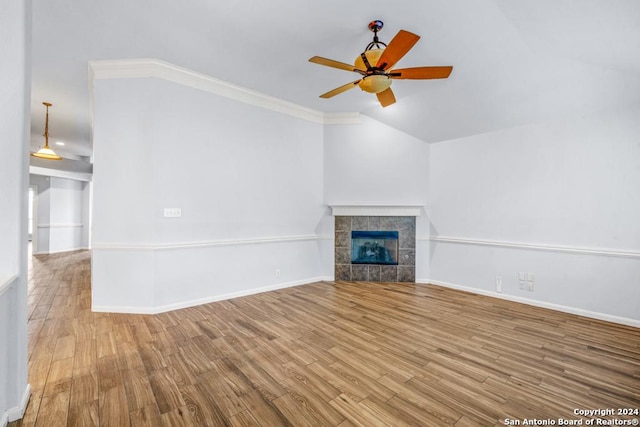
top-left (351, 230), bottom-right (399, 265)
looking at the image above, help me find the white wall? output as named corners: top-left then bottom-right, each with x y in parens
top-left (428, 105), bottom-right (640, 324)
top-left (91, 75), bottom-right (327, 312)
top-left (0, 0), bottom-right (30, 424)
top-left (29, 174), bottom-right (88, 254)
top-left (81, 181), bottom-right (92, 251)
top-left (324, 115), bottom-right (430, 205)
top-left (48, 177), bottom-right (86, 252)
top-left (323, 115), bottom-right (431, 279)
top-left (29, 175), bottom-right (49, 253)
top-left (88, 63), bottom-right (640, 327)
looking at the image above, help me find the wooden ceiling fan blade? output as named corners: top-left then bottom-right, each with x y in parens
top-left (376, 87), bottom-right (396, 107)
top-left (391, 66), bottom-right (453, 80)
top-left (309, 56), bottom-right (366, 74)
top-left (319, 80), bottom-right (361, 98)
top-left (375, 30), bottom-right (420, 70)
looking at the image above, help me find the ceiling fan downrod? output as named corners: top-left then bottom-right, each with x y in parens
top-left (365, 20), bottom-right (387, 51)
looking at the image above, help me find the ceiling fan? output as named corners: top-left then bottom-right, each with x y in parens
top-left (309, 20), bottom-right (453, 107)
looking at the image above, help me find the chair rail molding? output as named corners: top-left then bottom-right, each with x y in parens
top-left (0, 275), bottom-right (17, 297)
top-left (91, 234), bottom-right (323, 251)
top-left (429, 235), bottom-right (640, 259)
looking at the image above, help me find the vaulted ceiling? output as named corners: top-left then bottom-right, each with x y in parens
top-left (30, 0), bottom-right (640, 158)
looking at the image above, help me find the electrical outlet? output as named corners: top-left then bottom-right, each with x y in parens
top-left (519, 281), bottom-right (527, 290)
top-left (496, 276), bottom-right (502, 293)
top-left (275, 269), bottom-right (281, 278)
top-left (527, 282), bottom-right (534, 291)
top-left (163, 208), bottom-right (182, 218)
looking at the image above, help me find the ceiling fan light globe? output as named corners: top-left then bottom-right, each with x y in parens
top-left (354, 48), bottom-right (384, 70)
top-left (31, 147), bottom-right (62, 160)
top-left (359, 75), bottom-right (392, 93)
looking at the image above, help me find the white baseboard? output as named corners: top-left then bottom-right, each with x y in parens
top-left (3, 384), bottom-right (31, 425)
top-left (418, 279), bottom-right (640, 328)
top-left (92, 276), bottom-right (334, 314)
top-left (89, 270), bottom-right (638, 327)
top-left (33, 247), bottom-right (89, 255)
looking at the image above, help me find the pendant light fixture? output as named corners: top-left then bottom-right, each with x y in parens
top-left (31, 102), bottom-right (62, 160)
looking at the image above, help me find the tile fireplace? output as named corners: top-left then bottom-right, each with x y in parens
top-left (334, 215), bottom-right (416, 282)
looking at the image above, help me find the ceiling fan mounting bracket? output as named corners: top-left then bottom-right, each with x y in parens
top-left (368, 20), bottom-right (384, 33)
top-left (366, 20), bottom-right (387, 51)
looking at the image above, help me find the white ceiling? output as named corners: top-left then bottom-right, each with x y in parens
top-left (30, 0), bottom-right (640, 157)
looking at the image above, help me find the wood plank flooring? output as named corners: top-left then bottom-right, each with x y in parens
top-left (9, 249), bottom-right (640, 426)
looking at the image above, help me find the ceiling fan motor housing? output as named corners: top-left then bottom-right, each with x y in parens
top-left (354, 49), bottom-right (392, 93)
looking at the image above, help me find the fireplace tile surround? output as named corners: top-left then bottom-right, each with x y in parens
top-left (335, 215), bottom-right (416, 282)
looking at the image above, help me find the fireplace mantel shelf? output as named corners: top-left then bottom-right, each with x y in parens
top-left (329, 204), bottom-right (424, 217)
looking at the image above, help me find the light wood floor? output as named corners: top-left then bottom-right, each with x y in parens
top-left (9, 249), bottom-right (640, 426)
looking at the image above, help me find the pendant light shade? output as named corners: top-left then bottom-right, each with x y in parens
top-left (31, 102), bottom-right (62, 160)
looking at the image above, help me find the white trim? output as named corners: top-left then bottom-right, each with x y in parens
top-left (29, 166), bottom-right (92, 182)
top-left (89, 59), bottom-right (360, 125)
top-left (0, 275), bottom-right (17, 297)
top-left (37, 223), bottom-right (84, 229)
top-left (29, 184), bottom-right (38, 252)
top-left (419, 279), bottom-right (640, 328)
top-left (33, 247), bottom-right (88, 256)
top-left (92, 276), bottom-right (333, 314)
top-left (429, 235), bottom-right (640, 259)
top-left (323, 112), bottom-right (361, 125)
top-left (329, 204), bottom-right (424, 217)
top-left (5, 384), bottom-right (31, 423)
top-left (92, 234), bottom-right (321, 251)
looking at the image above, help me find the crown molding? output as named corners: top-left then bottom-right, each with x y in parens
top-left (323, 112), bottom-right (361, 125)
top-left (89, 59), bottom-right (360, 125)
